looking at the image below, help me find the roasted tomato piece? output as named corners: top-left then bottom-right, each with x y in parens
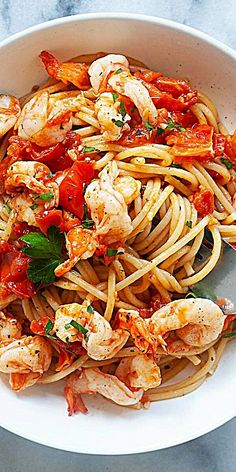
top-left (59, 160), bottom-right (95, 219)
top-left (0, 241), bottom-right (35, 299)
top-left (213, 133), bottom-right (227, 157)
top-left (224, 131), bottom-right (236, 168)
top-left (36, 209), bottom-right (64, 235)
top-left (166, 124), bottom-right (214, 162)
top-left (192, 188), bottom-right (214, 217)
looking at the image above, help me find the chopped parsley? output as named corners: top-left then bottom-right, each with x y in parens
top-left (31, 203), bottom-right (38, 210)
top-left (47, 172), bottom-right (53, 178)
top-left (112, 119), bottom-right (124, 128)
top-left (220, 157), bottom-right (233, 170)
top-left (143, 121), bottom-right (154, 132)
top-left (45, 319), bottom-right (53, 335)
top-left (112, 92), bottom-right (119, 103)
top-left (20, 225), bottom-right (64, 285)
top-left (186, 220), bottom-right (193, 228)
top-left (82, 203), bottom-right (94, 229)
top-left (107, 248), bottom-right (118, 256)
top-left (65, 319), bottom-right (89, 342)
top-left (3, 203), bottom-right (11, 214)
top-left (185, 291), bottom-right (197, 299)
top-left (32, 192), bottom-right (54, 202)
top-left (115, 68), bottom-right (123, 75)
top-left (87, 304), bottom-right (94, 314)
top-left (82, 146), bottom-right (100, 153)
top-left (119, 100), bottom-right (126, 119)
top-left (223, 332), bottom-right (236, 338)
top-left (170, 163), bottom-right (183, 169)
top-left (156, 127), bottom-right (165, 137)
top-left (165, 118), bottom-right (186, 132)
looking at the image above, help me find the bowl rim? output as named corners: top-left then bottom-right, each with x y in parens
top-left (0, 12), bottom-right (235, 455)
top-left (0, 12), bottom-right (235, 60)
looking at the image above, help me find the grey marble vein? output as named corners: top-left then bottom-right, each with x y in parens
top-left (0, 1), bottom-right (236, 471)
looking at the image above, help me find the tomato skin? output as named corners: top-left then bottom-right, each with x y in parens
top-left (36, 209), bottom-right (64, 235)
top-left (63, 211), bottom-right (81, 232)
top-left (224, 131), bottom-right (236, 168)
top-left (139, 295), bottom-right (168, 319)
top-left (192, 188), bottom-right (214, 217)
top-left (171, 111), bottom-right (198, 129)
top-left (134, 69), bottom-right (163, 83)
top-left (118, 124), bottom-right (151, 147)
top-left (223, 315), bottom-right (236, 330)
top-left (59, 160), bottom-right (95, 219)
top-left (0, 241), bottom-right (35, 299)
top-left (166, 124), bottom-right (214, 162)
top-left (213, 134), bottom-right (226, 157)
top-left (30, 317), bottom-right (51, 335)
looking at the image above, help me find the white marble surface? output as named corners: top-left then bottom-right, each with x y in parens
top-left (0, 1), bottom-right (236, 471)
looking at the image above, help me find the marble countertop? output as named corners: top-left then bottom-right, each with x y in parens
top-left (0, 1), bottom-right (236, 471)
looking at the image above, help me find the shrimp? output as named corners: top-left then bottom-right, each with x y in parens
top-left (39, 50), bottom-right (90, 90)
top-left (115, 354), bottom-right (161, 390)
top-left (0, 311), bottom-right (22, 343)
top-left (113, 175), bottom-right (141, 204)
top-left (55, 227), bottom-right (99, 277)
top-left (65, 368), bottom-right (143, 414)
top-left (88, 54), bottom-right (129, 94)
top-left (53, 302), bottom-right (129, 360)
top-left (17, 91), bottom-right (72, 147)
top-left (95, 92), bottom-right (130, 141)
top-left (118, 298), bottom-right (225, 354)
top-left (0, 94), bottom-right (21, 138)
top-left (85, 161), bottom-right (133, 244)
top-left (0, 335), bottom-right (52, 391)
top-left (109, 70), bottom-right (158, 125)
top-left (5, 161), bottom-right (59, 205)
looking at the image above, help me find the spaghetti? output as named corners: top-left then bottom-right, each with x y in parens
top-left (0, 51), bottom-right (235, 415)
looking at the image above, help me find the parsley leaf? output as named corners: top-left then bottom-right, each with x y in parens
top-left (185, 291), bottom-right (197, 299)
top-left (31, 203), bottom-right (38, 210)
top-left (107, 248), bottom-right (118, 256)
top-left (143, 121), bottom-right (154, 131)
top-left (45, 319), bottom-right (53, 335)
top-left (112, 92), bottom-right (119, 103)
top-left (32, 192), bottom-right (54, 201)
top-left (112, 119), bottom-right (124, 128)
top-left (68, 319), bottom-right (89, 342)
top-left (223, 332), bottom-right (236, 338)
top-left (87, 305), bottom-right (94, 314)
top-left (186, 220), bottom-right (193, 228)
top-left (119, 100), bottom-right (126, 119)
top-left (82, 203), bottom-right (94, 229)
top-left (189, 281), bottom-right (216, 303)
top-left (166, 118), bottom-right (186, 132)
top-left (156, 128), bottom-right (165, 137)
top-left (3, 203), bottom-right (11, 214)
top-left (170, 163), bottom-right (183, 169)
top-left (20, 225), bottom-right (64, 285)
top-left (47, 172), bottom-right (53, 178)
top-left (82, 147), bottom-right (100, 153)
top-left (220, 157), bottom-right (233, 170)
top-left (115, 68), bottom-right (123, 75)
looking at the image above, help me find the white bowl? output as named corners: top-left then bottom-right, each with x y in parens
top-left (0, 13), bottom-right (236, 455)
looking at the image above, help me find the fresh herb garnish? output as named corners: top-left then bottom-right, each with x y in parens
top-left (20, 225), bottom-right (64, 285)
top-left (119, 100), bottom-right (126, 119)
top-left (223, 332), bottom-right (236, 338)
top-left (32, 192), bottom-right (54, 202)
top-left (156, 127), bottom-right (165, 136)
top-left (220, 157), bottom-right (233, 170)
top-left (45, 319), bottom-right (53, 335)
top-left (112, 119), bottom-right (124, 128)
top-left (166, 118), bottom-right (186, 132)
top-left (82, 146), bottom-right (100, 153)
top-left (112, 92), bottom-right (119, 103)
top-left (41, 293), bottom-right (47, 302)
top-left (143, 121), bottom-right (154, 132)
top-left (107, 248), bottom-right (118, 256)
top-left (186, 220), bottom-right (193, 228)
top-left (31, 203), bottom-right (38, 210)
top-left (3, 203), bottom-right (11, 214)
top-left (170, 163), bottom-right (183, 169)
top-left (47, 172), bottom-right (53, 178)
top-left (115, 68), bottom-right (123, 75)
top-left (66, 319), bottom-right (89, 341)
top-left (82, 203), bottom-right (94, 229)
top-left (87, 304), bottom-right (94, 314)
